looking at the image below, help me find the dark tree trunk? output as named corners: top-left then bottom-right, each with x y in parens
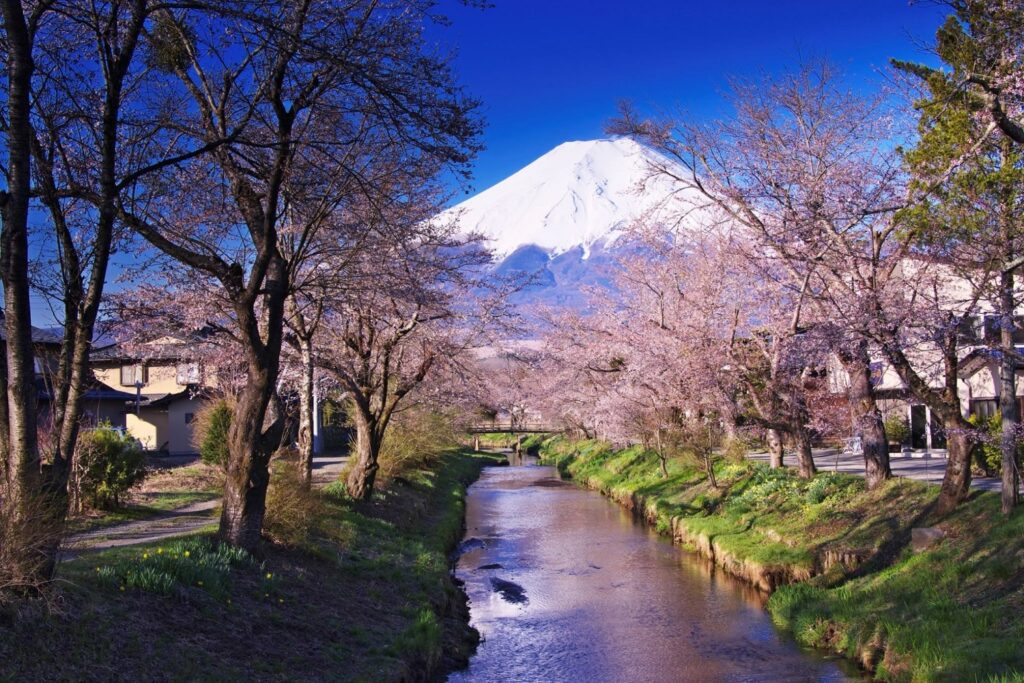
top-left (937, 427), bottom-right (973, 515)
top-left (793, 428), bottom-right (816, 479)
top-left (766, 428), bottom-right (784, 468)
top-left (841, 342), bottom-right (891, 489)
top-left (219, 365), bottom-right (281, 551)
top-left (346, 410), bottom-right (380, 501)
top-left (1, 0), bottom-right (48, 583)
top-left (655, 429), bottom-right (668, 478)
top-left (998, 267), bottom-right (1019, 515)
top-left (218, 258), bottom-right (288, 552)
top-left (704, 449), bottom-right (718, 489)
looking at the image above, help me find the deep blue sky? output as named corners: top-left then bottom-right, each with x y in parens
top-left (434, 0), bottom-right (950, 202)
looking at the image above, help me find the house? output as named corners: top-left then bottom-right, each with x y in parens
top-left (827, 260), bottom-right (1024, 451)
top-left (91, 335), bottom-right (215, 455)
top-left (0, 314), bottom-right (136, 431)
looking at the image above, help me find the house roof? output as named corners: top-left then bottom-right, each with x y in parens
top-left (91, 342), bottom-right (190, 362)
top-left (958, 347), bottom-right (1024, 378)
top-left (36, 377), bottom-right (137, 403)
top-left (90, 329), bottom-right (218, 363)
top-left (138, 384), bottom-right (213, 408)
top-left (0, 313), bottom-right (62, 347)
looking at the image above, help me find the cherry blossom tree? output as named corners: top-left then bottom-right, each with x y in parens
top-left (611, 62), bottom-right (907, 488)
top-left (116, 1), bottom-right (482, 549)
top-left (314, 182), bottom-right (493, 500)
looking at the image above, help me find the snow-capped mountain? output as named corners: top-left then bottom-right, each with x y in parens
top-left (444, 137), bottom-right (687, 307)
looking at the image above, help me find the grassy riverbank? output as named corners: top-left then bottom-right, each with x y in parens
top-left (534, 436), bottom-right (1024, 682)
top-left (0, 449), bottom-right (504, 682)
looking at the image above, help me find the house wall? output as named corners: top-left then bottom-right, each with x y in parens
top-left (127, 410), bottom-right (168, 451)
top-left (166, 397), bottom-right (205, 455)
top-left (94, 361), bottom-right (184, 394)
top-left (90, 401), bottom-right (127, 430)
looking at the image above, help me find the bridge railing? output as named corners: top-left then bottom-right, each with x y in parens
top-left (466, 423), bottom-right (558, 434)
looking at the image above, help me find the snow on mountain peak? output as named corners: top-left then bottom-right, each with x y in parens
top-left (445, 137), bottom-right (680, 258)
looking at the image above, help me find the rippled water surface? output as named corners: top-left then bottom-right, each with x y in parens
top-left (448, 458), bottom-right (860, 683)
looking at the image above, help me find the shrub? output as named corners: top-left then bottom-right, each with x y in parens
top-left (193, 398), bottom-right (232, 467)
top-left (263, 454), bottom-right (324, 547)
top-left (966, 412), bottom-right (1024, 474)
top-left (722, 437), bottom-right (747, 464)
top-left (73, 423), bottom-right (146, 510)
top-left (377, 411), bottom-right (461, 481)
top-left (883, 414), bottom-right (910, 445)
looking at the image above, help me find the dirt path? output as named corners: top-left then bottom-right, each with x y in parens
top-left (61, 455), bottom-right (350, 559)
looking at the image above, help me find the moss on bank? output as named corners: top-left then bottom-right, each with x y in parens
top-left (537, 436), bottom-right (1024, 682)
top-left (0, 449), bottom-right (505, 682)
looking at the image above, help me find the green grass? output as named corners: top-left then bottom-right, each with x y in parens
top-left (768, 493), bottom-right (1024, 682)
top-left (1, 449), bottom-right (505, 682)
top-left (536, 435), bottom-right (1024, 682)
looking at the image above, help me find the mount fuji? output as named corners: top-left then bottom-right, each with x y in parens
top-left (444, 138), bottom-right (688, 307)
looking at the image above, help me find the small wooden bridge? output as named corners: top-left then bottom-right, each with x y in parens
top-left (466, 423), bottom-right (559, 434)
top-left (466, 423), bottom-right (560, 453)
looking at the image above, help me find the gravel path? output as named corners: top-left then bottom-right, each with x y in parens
top-left (61, 455), bottom-right (350, 559)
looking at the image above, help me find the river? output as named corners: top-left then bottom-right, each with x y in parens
top-left (448, 456), bottom-right (861, 683)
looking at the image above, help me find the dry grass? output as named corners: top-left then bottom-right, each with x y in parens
top-left (377, 411), bottom-right (462, 482)
top-left (263, 454), bottom-right (324, 548)
top-left (138, 462), bottom-right (223, 496)
top-left (0, 491), bottom-right (65, 598)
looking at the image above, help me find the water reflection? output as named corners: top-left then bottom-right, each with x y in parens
top-left (448, 459), bottom-right (860, 683)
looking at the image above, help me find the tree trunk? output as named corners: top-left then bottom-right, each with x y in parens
top-left (655, 428), bottom-right (668, 478)
top-left (219, 373), bottom-right (276, 551)
top-left (841, 343), bottom-right (891, 489)
top-left (297, 336), bottom-right (315, 488)
top-left (998, 268), bottom-right (1019, 515)
top-left (218, 256), bottom-right (287, 552)
top-left (704, 449), bottom-right (718, 489)
top-left (346, 411), bottom-right (380, 501)
top-left (766, 428), bottom-right (784, 468)
top-left (937, 427), bottom-right (973, 515)
top-left (1, 0), bottom-right (48, 584)
top-left (793, 428), bottom-right (816, 479)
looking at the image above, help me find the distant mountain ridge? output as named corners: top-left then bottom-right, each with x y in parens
top-left (443, 137), bottom-right (687, 307)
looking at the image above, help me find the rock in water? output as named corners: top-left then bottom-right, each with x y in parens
top-left (489, 577), bottom-right (528, 604)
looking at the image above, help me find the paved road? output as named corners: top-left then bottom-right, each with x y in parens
top-left (62, 455), bottom-right (350, 558)
top-left (747, 448), bottom-right (1007, 492)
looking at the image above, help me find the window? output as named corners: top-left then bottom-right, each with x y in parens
top-left (120, 364), bottom-right (147, 386)
top-left (957, 315), bottom-right (982, 343)
top-left (869, 361), bottom-right (884, 387)
top-left (979, 316), bottom-right (1024, 344)
top-left (971, 399), bottom-right (998, 420)
top-left (176, 362), bottom-right (202, 385)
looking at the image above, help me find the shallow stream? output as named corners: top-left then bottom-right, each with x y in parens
top-left (448, 456), bottom-right (860, 682)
